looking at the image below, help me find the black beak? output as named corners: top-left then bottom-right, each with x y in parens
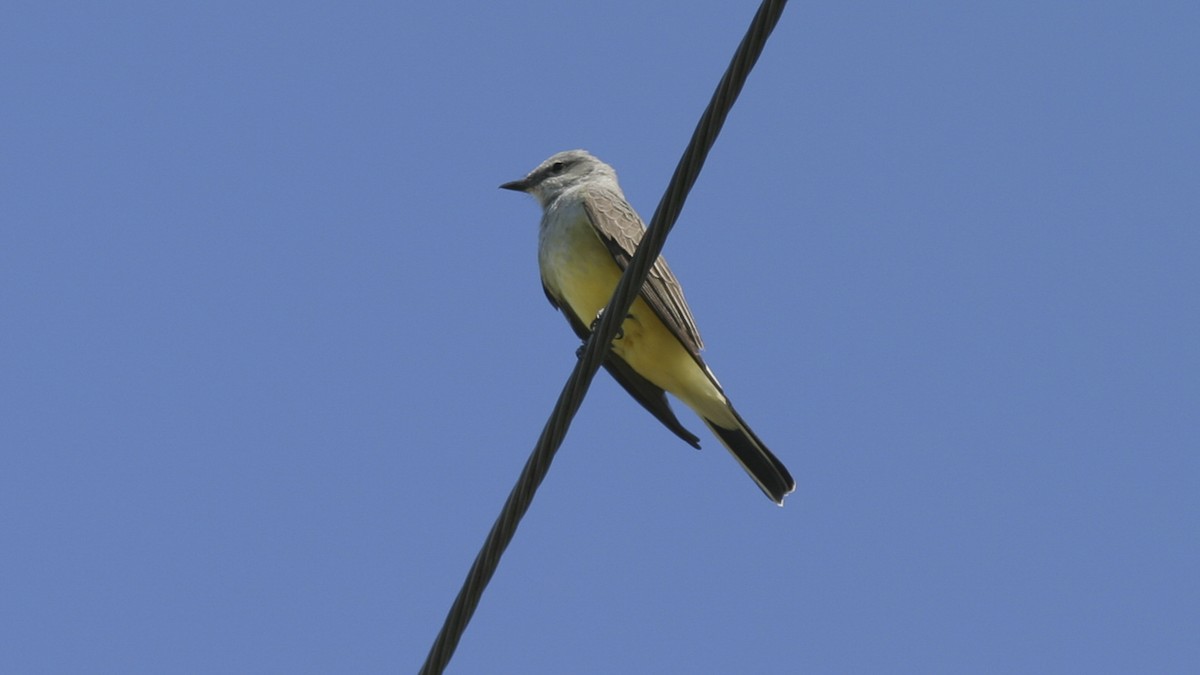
top-left (499, 178), bottom-right (530, 192)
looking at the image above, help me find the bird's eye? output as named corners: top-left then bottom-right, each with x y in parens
top-left (550, 161), bottom-right (565, 174)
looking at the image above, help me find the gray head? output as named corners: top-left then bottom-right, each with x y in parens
top-left (500, 149), bottom-right (619, 208)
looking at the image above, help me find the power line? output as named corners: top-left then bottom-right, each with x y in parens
top-left (419, 2), bottom-right (789, 672)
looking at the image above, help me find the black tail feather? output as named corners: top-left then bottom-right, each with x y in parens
top-left (703, 407), bottom-right (795, 505)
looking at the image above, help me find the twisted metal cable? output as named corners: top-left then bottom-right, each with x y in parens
top-left (419, 2), bottom-right (788, 672)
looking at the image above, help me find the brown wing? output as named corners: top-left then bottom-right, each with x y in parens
top-left (581, 186), bottom-right (704, 357)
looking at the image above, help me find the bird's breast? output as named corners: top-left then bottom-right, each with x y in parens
top-left (538, 205), bottom-right (624, 323)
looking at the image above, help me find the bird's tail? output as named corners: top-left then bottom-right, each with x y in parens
top-left (702, 405), bottom-right (795, 505)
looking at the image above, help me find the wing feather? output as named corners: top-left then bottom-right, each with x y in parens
top-left (581, 187), bottom-right (704, 357)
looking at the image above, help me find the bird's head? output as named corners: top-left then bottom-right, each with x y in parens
top-left (500, 149), bottom-right (617, 208)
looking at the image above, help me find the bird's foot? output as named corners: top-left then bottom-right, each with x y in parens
top-left (590, 309), bottom-right (631, 341)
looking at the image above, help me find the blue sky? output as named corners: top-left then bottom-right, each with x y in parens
top-left (3, 1), bottom-right (1197, 672)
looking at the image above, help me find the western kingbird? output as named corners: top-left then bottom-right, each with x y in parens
top-left (501, 149), bottom-right (795, 505)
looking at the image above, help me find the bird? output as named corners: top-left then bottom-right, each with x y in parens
top-left (500, 149), bottom-right (795, 505)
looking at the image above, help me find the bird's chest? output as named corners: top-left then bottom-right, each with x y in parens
top-left (538, 205), bottom-right (624, 321)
